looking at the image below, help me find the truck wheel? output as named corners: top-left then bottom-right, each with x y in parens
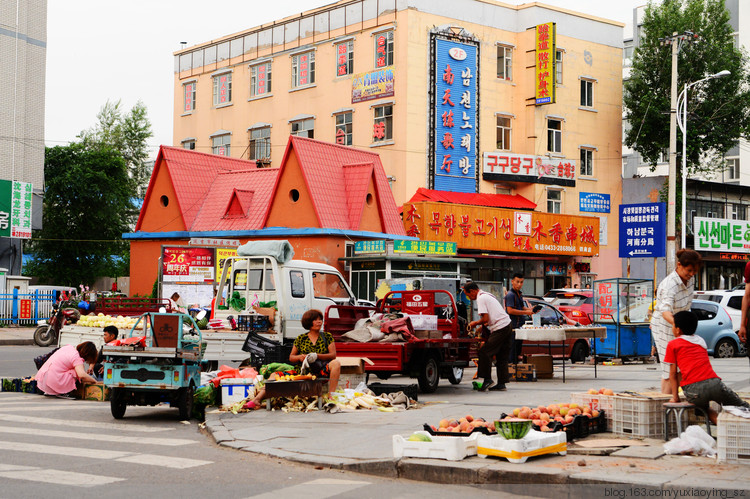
top-left (178, 386), bottom-right (194, 420)
top-left (447, 367), bottom-right (464, 385)
top-left (110, 388), bottom-right (126, 419)
top-left (570, 341), bottom-right (589, 364)
top-left (714, 338), bottom-right (737, 359)
top-left (418, 357), bottom-right (440, 393)
top-left (34, 326), bottom-right (55, 347)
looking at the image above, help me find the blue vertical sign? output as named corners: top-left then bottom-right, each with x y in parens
top-left (619, 202), bottom-right (667, 258)
top-left (433, 38), bottom-right (478, 193)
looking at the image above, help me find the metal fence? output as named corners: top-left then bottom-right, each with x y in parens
top-left (0, 290), bottom-right (57, 326)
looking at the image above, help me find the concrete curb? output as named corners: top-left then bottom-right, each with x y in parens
top-left (0, 339), bottom-right (35, 346)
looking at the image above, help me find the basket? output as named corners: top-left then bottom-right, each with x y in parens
top-left (570, 392), bottom-right (614, 416)
top-left (717, 411), bottom-right (750, 463)
top-left (368, 382), bottom-right (419, 402)
top-left (237, 314), bottom-right (272, 332)
top-left (241, 331), bottom-right (293, 366)
top-left (579, 410), bottom-right (607, 436)
top-left (423, 423), bottom-right (496, 437)
top-left (610, 394), bottom-right (683, 439)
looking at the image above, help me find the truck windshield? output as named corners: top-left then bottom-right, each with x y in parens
top-left (312, 272), bottom-right (351, 301)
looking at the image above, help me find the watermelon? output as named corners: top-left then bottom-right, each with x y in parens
top-left (196, 317), bottom-right (209, 330)
top-left (407, 433), bottom-right (432, 442)
top-left (495, 418), bottom-right (532, 439)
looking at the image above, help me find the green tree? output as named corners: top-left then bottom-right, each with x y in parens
top-left (24, 144), bottom-right (133, 285)
top-left (624, 0), bottom-right (750, 174)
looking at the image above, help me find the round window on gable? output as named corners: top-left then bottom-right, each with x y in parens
top-left (366, 193), bottom-right (374, 206)
top-left (160, 195), bottom-right (169, 207)
top-left (290, 189), bottom-right (300, 202)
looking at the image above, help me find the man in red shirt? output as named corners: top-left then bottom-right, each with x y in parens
top-left (665, 311), bottom-right (749, 424)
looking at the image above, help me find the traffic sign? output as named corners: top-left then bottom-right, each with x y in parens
top-left (619, 202), bottom-right (666, 258)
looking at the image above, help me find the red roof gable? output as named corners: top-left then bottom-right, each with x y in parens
top-left (406, 188), bottom-right (536, 210)
top-left (343, 163), bottom-right (375, 229)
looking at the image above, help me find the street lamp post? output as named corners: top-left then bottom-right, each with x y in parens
top-left (676, 70), bottom-right (731, 250)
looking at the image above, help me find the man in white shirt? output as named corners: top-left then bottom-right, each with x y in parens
top-left (463, 282), bottom-right (512, 392)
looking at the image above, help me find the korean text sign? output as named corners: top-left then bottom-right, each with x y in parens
top-left (482, 152), bottom-right (576, 186)
top-left (433, 38), bottom-right (478, 193)
top-left (535, 22), bottom-right (556, 105)
top-left (694, 217), bottom-right (750, 253)
top-left (403, 201), bottom-right (599, 257)
top-left (579, 192), bottom-right (611, 213)
top-left (618, 203), bottom-right (666, 258)
top-left (162, 247), bottom-right (215, 283)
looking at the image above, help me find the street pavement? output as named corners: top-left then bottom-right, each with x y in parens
top-left (5, 326), bottom-right (750, 496)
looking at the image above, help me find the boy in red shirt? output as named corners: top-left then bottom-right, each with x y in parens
top-left (665, 311), bottom-right (749, 424)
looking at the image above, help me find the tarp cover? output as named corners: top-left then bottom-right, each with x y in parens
top-left (237, 240), bottom-right (295, 263)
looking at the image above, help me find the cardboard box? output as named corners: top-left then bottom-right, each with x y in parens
top-left (220, 378), bottom-right (255, 406)
top-left (526, 354), bottom-right (553, 379)
top-left (508, 364), bottom-right (537, 382)
top-left (78, 382), bottom-right (110, 401)
top-left (337, 357), bottom-right (373, 389)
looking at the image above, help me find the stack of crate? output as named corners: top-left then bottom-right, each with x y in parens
top-left (718, 411), bottom-right (750, 463)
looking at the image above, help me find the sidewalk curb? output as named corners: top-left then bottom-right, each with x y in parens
top-left (0, 339), bottom-right (35, 346)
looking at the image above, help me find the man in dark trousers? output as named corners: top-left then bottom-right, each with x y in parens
top-left (504, 273), bottom-right (533, 363)
top-left (463, 282), bottom-right (512, 392)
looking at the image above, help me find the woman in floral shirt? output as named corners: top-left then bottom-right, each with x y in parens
top-left (289, 309), bottom-right (341, 393)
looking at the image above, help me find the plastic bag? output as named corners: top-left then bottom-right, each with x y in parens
top-left (663, 425), bottom-right (716, 457)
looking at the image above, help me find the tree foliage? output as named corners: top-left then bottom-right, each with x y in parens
top-left (624, 0), bottom-right (750, 174)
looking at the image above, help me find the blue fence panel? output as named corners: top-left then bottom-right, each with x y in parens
top-left (0, 290), bottom-right (56, 326)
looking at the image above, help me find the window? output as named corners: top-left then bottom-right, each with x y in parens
top-left (547, 119), bottom-right (562, 153)
top-left (727, 157), bottom-right (740, 180)
top-left (373, 104), bottom-right (393, 142)
top-left (580, 79), bottom-right (593, 107)
top-left (335, 112), bottom-right (352, 146)
top-left (555, 50), bottom-right (563, 85)
top-left (623, 44), bottom-right (634, 67)
top-left (312, 272), bottom-right (351, 301)
top-left (496, 115), bottom-right (511, 151)
top-left (374, 31), bottom-right (394, 68)
top-left (183, 82), bottom-right (196, 113)
top-left (496, 45), bottom-right (512, 80)
top-left (335, 40), bottom-right (354, 77)
top-left (580, 148), bottom-right (594, 176)
top-left (249, 127), bottom-right (271, 161)
top-left (290, 118), bottom-right (314, 138)
top-left (290, 271), bottom-right (305, 298)
top-left (291, 51), bottom-right (315, 88)
top-left (731, 203), bottom-right (745, 221)
top-left (212, 73), bottom-right (232, 106)
top-left (250, 62), bottom-right (272, 97)
top-left (547, 189), bottom-right (562, 214)
top-left (212, 134), bottom-right (230, 156)
top-left (182, 140), bottom-right (195, 150)
top-left (728, 296), bottom-right (742, 310)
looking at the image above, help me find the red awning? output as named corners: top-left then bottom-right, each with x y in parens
top-left (406, 188), bottom-right (536, 210)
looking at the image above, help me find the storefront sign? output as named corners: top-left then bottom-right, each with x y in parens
top-left (352, 261), bottom-right (386, 271)
top-left (482, 152), bottom-right (575, 186)
top-left (535, 22), bottom-right (556, 105)
top-left (432, 37), bottom-right (479, 193)
top-left (215, 248), bottom-right (236, 282)
top-left (189, 238), bottom-right (240, 247)
top-left (545, 264), bottom-right (567, 276)
top-left (579, 192), bottom-right (610, 213)
top-left (694, 217), bottom-right (750, 252)
top-left (393, 240), bottom-right (457, 255)
top-left (619, 203), bottom-right (666, 258)
top-left (354, 240), bottom-right (386, 254)
top-left (162, 247), bottom-right (215, 283)
top-left (391, 260), bottom-right (457, 272)
top-left (0, 180), bottom-right (32, 239)
top-left (403, 201), bottom-right (599, 257)
top-left (720, 253), bottom-right (748, 261)
top-left (351, 67), bottom-right (394, 103)
top-left (574, 262), bottom-right (591, 273)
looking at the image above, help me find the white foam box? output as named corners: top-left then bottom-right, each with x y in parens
top-left (220, 378), bottom-right (255, 406)
top-left (477, 430), bottom-right (567, 463)
top-left (392, 431), bottom-right (479, 461)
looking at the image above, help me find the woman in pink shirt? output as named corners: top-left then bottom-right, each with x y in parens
top-left (35, 342), bottom-right (98, 397)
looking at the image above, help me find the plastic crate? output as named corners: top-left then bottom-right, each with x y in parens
top-left (237, 314), bottom-right (272, 332)
top-left (717, 411), bottom-right (750, 463)
top-left (368, 382), bottom-right (419, 402)
top-left (241, 331), bottom-right (293, 366)
top-left (579, 410), bottom-right (607, 436)
top-left (393, 431), bottom-right (479, 461)
top-left (610, 394), bottom-right (685, 439)
top-left (570, 392), bottom-right (614, 416)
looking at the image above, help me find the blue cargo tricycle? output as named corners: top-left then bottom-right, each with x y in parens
top-left (592, 278), bottom-right (654, 360)
top-left (102, 313), bottom-right (204, 419)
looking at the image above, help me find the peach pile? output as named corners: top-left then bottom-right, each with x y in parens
top-left (430, 415), bottom-right (496, 433)
top-left (587, 387), bottom-right (615, 395)
top-left (505, 403), bottom-right (600, 432)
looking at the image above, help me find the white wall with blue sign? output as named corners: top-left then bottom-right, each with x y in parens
top-left (433, 38), bottom-right (478, 193)
top-left (579, 192), bottom-right (610, 213)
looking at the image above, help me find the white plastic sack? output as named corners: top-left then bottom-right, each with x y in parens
top-left (663, 425), bottom-right (716, 457)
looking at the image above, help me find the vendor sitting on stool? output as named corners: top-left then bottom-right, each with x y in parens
top-left (289, 309), bottom-right (341, 393)
top-left (91, 325), bottom-right (118, 378)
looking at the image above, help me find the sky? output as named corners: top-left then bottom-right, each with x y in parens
top-left (45, 0), bottom-right (647, 157)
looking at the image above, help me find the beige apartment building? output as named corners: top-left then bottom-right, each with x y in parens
top-left (172, 0), bottom-right (624, 290)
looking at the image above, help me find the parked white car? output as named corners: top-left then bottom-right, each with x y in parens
top-left (693, 290), bottom-right (744, 333)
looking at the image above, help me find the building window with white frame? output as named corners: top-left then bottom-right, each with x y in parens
top-left (547, 119), bottom-right (562, 153)
top-left (727, 157), bottom-right (740, 180)
top-left (212, 73), bottom-right (232, 106)
top-left (249, 127), bottom-right (271, 162)
top-left (555, 50), bottom-right (563, 85)
top-left (212, 134), bottom-right (230, 156)
top-left (335, 112), bottom-right (352, 146)
top-left (547, 189), bottom-right (562, 214)
top-left (291, 51), bottom-right (315, 88)
top-left (730, 203), bottom-right (745, 220)
top-left (580, 148), bottom-right (594, 177)
top-left (496, 45), bottom-right (512, 80)
top-left (374, 31), bottom-right (394, 68)
top-left (336, 40), bottom-right (354, 77)
top-left (182, 139), bottom-right (195, 150)
top-left (290, 118), bottom-right (314, 138)
top-left (373, 104), bottom-right (393, 142)
top-left (250, 62), bottom-right (272, 97)
top-left (580, 79), bottom-right (594, 108)
top-left (496, 115), bottom-right (511, 151)
top-left (183, 82), bottom-right (196, 113)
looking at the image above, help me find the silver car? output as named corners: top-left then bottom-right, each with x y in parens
top-left (690, 299), bottom-right (745, 358)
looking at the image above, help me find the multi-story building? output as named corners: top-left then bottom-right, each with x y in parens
top-left (623, 0), bottom-right (750, 289)
top-left (173, 0), bottom-right (624, 292)
top-left (0, 0), bottom-right (46, 275)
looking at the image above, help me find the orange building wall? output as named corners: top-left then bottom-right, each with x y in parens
top-left (138, 167), bottom-right (186, 232)
top-left (265, 150), bottom-right (321, 228)
top-left (359, 178), bottom-right (384, 233)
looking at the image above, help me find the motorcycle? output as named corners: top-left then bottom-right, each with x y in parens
top-left (34, 303), bottom-right (81, 347)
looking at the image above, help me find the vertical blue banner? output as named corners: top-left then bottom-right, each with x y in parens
top-left (433, 38), bottom-right (478, 193)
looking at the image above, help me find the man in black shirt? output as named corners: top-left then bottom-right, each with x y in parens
top-left (504, 273), bottom-right (533, 363)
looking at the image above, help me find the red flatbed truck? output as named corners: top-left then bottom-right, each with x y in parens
top-left (324, 289), bottom-right (478, 393)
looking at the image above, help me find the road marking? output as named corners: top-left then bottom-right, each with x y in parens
top-left (0, 468), bottom-right (124, 487)
top-left (248, 478), bottom-right (370, 499)
top-left (115, 453), bottom-right (212, 469)
top-left (0, 414), bottom-right (174, 432)
top-left (0, 426), bottom-right (197, 446)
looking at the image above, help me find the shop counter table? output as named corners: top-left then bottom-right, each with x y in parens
top-left (513, 326), bottom-right (607, 382)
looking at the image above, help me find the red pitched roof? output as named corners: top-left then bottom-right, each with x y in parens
top-left (406, 187), bottom-right (536, 210)
top-left (343, 163), bottom-right (375, 228)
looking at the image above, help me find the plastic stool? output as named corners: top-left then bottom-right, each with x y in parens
top-left (663, 401), bottom-right (711, 440)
